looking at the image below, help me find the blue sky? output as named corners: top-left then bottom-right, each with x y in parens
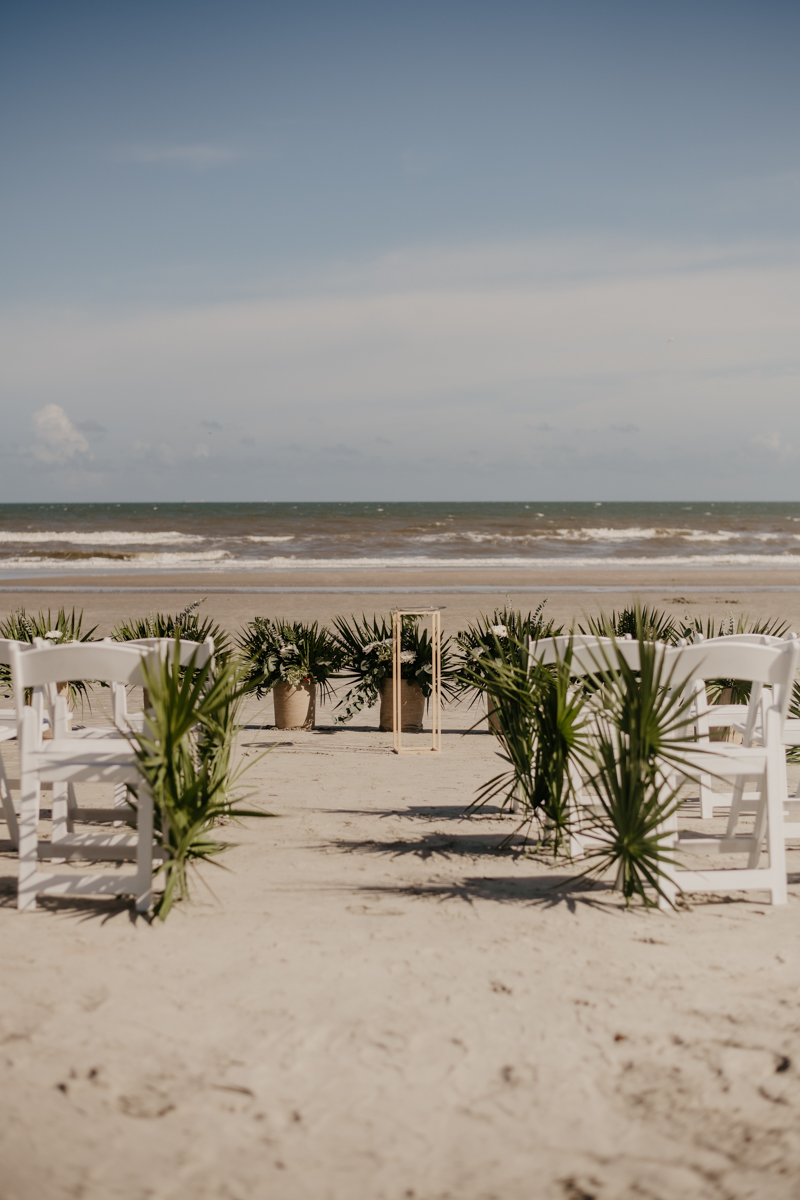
top-left (1, 0), bottom-right (799, 500)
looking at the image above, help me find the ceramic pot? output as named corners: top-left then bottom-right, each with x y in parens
top-left (379, 678), bottom-right (425, 732)
top-left (273, 680), bottom-right (316, 730)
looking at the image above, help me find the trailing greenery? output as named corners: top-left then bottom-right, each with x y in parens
top-left (455, 602), bottom-right (560, 704)
top-left (0, 607), bottom-right (98, 704)
top-left (466, 635), bottom-right (590, 852)
top-left (131, 643), bottom-right (270, 920)
top-left (578, 627), bottom-right (696, 907)
top-left (580, 605), bottom-right (679, 645)
top-left (113, 599), bottom-right (231, 661)
top-left (332, 614), bottom-right (458, 724)
top-left (237, 618), bottom-right (343, 700)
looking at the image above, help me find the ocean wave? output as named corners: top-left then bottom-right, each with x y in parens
top-left (245, 535), bottom-right (296, 543)
top-left (0, 529), bottom-right (206, 546)
top-left (0, 549), bottom-right (230, 569)
top-left (414, 527), bottom-right (800, 546)
top-left (3, 551), bottom-right (800, 572)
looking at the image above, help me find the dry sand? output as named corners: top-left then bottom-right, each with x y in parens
top-left (2, 570), bottom-right (800, 1200)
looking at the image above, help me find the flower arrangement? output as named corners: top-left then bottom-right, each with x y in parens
top-left (237, 618), bottom-right (343, 699)
top-left (331, 614), bottom-right (457, 724)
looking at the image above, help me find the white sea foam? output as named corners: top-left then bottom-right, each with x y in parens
top-left (415, 526), bottom-right (800, 546)
top-left (3, 551), bottom-right (800, 572)
top-left (0, 550), bottom-right (229, 569)
top-left (0, 529), bottom-right (205, 546)
top-left (245, 536), bottom-right (296, 543)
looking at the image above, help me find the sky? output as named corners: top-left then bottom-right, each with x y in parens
top-left (1, 0), bottom-right (799, 502)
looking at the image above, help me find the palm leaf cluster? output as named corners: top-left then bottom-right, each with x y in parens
top-left (466, 636), bottom-right (589, 853)
top-left (581, 604), bottom-right (679, 644)
top-left (0, 607), bottom-right (97, 705)
top-left (132, 645), bottom-right (269, 920)
top-left (579, 634), bottom-right (696, 907)
top-left (113, 598), bottom-right (231, 660)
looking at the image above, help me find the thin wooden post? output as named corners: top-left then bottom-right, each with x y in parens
top-left (391, 607), bottom-right (443, 755)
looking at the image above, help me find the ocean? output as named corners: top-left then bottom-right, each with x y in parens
top-left (1, 502), bottom-right (800, 576)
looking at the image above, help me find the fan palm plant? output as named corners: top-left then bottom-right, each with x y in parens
top-left (466, 635), bottom-right (590, 852)
top-left (113, 599), bottom-right (230, 660)
top-left (131, 643), bottom-right (269, 920)
top-left (578, 627), bottom-right (696, 907)
top-left (580, 605), bottom-right (679, 645)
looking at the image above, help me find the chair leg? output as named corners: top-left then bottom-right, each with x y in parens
top-left (50, 781), bottom-right (69, 861)
top-left (699, 771), bottom-right (715, 820)
top-left (0, 754), bottom-right (19, 847)
top-left (766, 747), bottom-right (788, 906)
top-left (17, 771), bottom-right (40, 912)
top-left (113, 781), bottom-right (128, 827)
top-left (66, 783), bottom-right (77, 832)
top-left (134, 787), bottom-right (153, 914)
top-left (747, 783), bottom-right (768, 870)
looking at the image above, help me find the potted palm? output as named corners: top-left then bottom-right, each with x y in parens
top-left (238, 618), bottom-right (342, 730)
top-left (332, 614), bottom-right (457, 730)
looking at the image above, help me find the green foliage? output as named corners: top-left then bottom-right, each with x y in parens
top-left (581, 605), bottom-right (679, 644)
top-left (132, 643), bottom-right (270, 920)
top-left (237, 618), bottom-right (343, 700)
top-left (113, 599), bottom-right (231, 660)
top-left (579, 629), bottom-right (696, 907)
top-left (455, 602), bottom-right (561, 703)
top-left (0, 607), bottom-right (97, 703)
top-left (466, 636), bottom-right (590, 852)
top-left (332, 614), bottom-right (457, 724)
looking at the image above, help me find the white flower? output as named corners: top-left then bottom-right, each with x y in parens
top-left (44, 630), bottom-right (63, 640)
top-left (364, 639), bottom-right (391, 653)
top-left (399, 651), bottom-right (416, 664)
top-left (491, 625), bottom-right (508, 638)
top-left (279, 645), bottom-right (297, 658)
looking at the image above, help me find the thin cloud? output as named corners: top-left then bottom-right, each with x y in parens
top-left (112, 144), bottom-right (241, 168)
top-left (30, 405), bottom-right (91, 464)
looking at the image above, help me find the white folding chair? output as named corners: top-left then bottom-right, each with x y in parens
top-left (659, 638), bottom-right (800, 908)
top-left (686, 632), bottom-right (798, 818)
top-left (110, 637), bottom-right (215, 732)
top-left (10, 641), bottom-right (162, 912)
top-left (0, 638), bottom-right (50, 847)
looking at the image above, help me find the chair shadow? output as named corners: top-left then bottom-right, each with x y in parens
top-left (0, 860), bottom-right (144, 925)
top-left (329, 830), bottom-right (535, 861)
top-left (356, 874), bottom-right (613, 911)
top-left (326, 804), bottom-right (508, 821)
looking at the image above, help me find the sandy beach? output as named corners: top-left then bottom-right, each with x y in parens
top-left (2, 571), bottom-right (800, 1200)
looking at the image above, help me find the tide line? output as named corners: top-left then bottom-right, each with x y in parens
top-left (1, 585), bottom-right (800, 595)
